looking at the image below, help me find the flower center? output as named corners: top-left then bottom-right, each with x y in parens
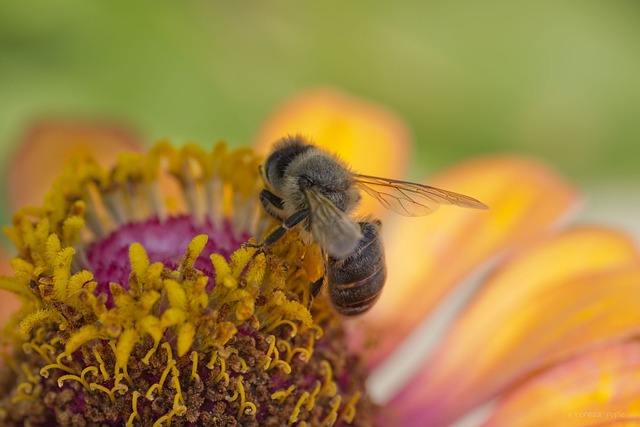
top-left (87, 215), bottom-right (247, 296)
top-left (0, 141), bottom-right (376, 426)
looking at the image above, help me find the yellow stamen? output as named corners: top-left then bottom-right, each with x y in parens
top-left (269, 359), bottom-right (292, 374)
top-left (89, 383), bottom-right (116, 403)
top-left (129, 242), bottom-right (150, 281)
top-left (20, 363), bottom-right (38, 383)
top-left (172, 393), bottom-right (187, 416)
top-left (266, 319), bottom-right (298, 337)
top-left (171, 368), bottom-right (185, 409)
top-left (22, 342), bottom-right (53, 364)
top-left (309, 323), bottom-right (324, 339)
top-left (226, 385), bottom-right (239, 402)
top-left (288, 391), bottom-right (310, 426)
top-left (289, 345), bottom-right (312, 363)
top-left (93, 347), bottom-right (110, 380)
top-left (152, 414), bottom-right (170, 427)
top-left (57, 373), bottom-right (90, 390)
top-left (12, 383), bottom-right (37, 403)
top-left (214, 357), bottom-right (230, 386)
top-left (308, 381), bottom-right (322, 409)
top-left (126, 391), bottom-right (141, 427)
top-left (39, 352), bottom-right (75, 378)
top-left (18, 309), bottom-right (57, 341)
top-left (115, 328), bottom-right (138, 378)
top-left (176, 322), bottom-right (196, 357)
top-left (321, 395), bottom-right (342, 427)
top-left (271, 385), bottom-right (296, 403)
top-left (142, 337), bottom-right (160, 365)
top-left (206, 351), bottom-right (218, 370)
top-left (178, 233), bottom-right (208, 274)
top-left (262, 335), bottom-right (278, 370)
top-left (320, 360), bottom-right (337, 397)
top-left (64, 324), bottom-right (103, 355)
top-left (81, 366), bottom-right (99, 382)
top-left (190, 351), bottom-right (200, 382)
top-left (339, 392), bottom-right (361, 423)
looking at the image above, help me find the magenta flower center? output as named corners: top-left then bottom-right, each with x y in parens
top-left (87, 215), bottom-right (248, 295)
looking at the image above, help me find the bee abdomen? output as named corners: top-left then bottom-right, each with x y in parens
top-left (330, 263), bottom-right (386, 315)
top-left (328, 221), bottom-right (386, 316)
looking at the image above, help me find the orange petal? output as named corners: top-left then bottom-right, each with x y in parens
top-left (0, 247), bottom-right (20, 332)
top-left (388, 227), bottom-right (640, 427)
top-left (8, 120), bottom-right (143, 209)
top-left (482, 342), bottom-right (640, 427)
top-left (253, 87), bottom-right (412, 215)
top-left (357, 155), bottom-right (580, 367)
top-left (587, 420), bottom-right (640, 427)
top-left (0, 247), bottom-right (10, 276)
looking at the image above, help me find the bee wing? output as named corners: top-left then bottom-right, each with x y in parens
top-left (305, 188), bottom-right (363, 260)
top-left (355, 174), bottom-right (488, 217)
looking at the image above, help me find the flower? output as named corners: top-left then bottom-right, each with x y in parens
top-left (1, 88), bottom-right (640, 427)
top-left (253, 88), bottom-right (640, 426)
top-left (0, 130), bottom-right (373, 425)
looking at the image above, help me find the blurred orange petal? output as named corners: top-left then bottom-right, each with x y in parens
top-left (8, 120), bottom-right (143, 209)
top-left (483, 341), bottom-right (640, 427)
top-left (0, 247), bottom-right (20, 333)
top-left (587, 419), bottom-right (640, 427)
top-left (253, 87), bottom-right (412, 215)
top-left (359, 155), bottom-right (580, 367)
top-left (0, 248), bottom-right (10, 275)
top-left (389, 227), bottom-right (640, 427)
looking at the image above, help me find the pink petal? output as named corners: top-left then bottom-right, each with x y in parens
top-left (483, 341), bottom-right (640, 427)
top-left (8, 120), bottom-right (143, 209)
top-left (387, 227), bottom-right (640, 427)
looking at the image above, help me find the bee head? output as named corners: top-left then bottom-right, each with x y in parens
top-left (288, 150), bottom-right (360, 214)
top-left (298, 175), bottom-right (314, 190)
top-left (264, 136), bottom-right (313, 191)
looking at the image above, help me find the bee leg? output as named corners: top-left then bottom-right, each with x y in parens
top-left (244, 208), bottom-right (309, 249)
top-left (310, 276), bottom-right (324, 297)
top-left (263, 209), bottom-right (309, 245)
top-left (259, 189), bottom-right (285, 220)
top-left (306, 276), bottom-right (325, 312)
top-left (308, 247), bottom-right (328, 311)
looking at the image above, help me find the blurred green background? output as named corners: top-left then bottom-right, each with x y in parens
top-left (0, 0), bottom-right (638, 231)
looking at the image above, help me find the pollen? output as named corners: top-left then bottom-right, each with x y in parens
top-left (0, 141), bottom-right (376, 426)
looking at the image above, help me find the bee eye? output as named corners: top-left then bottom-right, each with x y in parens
top-left (298, 175), bottom-right (314, 189)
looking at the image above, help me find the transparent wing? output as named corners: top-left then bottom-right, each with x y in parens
top-left (305, 188), bottom-right (363, 260)
top-left (355, 174), bottom-right (488, 217)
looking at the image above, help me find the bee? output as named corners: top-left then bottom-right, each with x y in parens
top-left (254, 136), bottom-right (487, 315)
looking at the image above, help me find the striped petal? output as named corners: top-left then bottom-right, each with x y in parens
top-left (358, 155), bottom-right (580, 368)
top-left (8, 120), bottom-right (142, 209)
top-left (388, 227), bottom-right (640, 427)
top-left (253, 87), bottom-right (412, 215)
top-left (482, 341), bottom-right (640, 427)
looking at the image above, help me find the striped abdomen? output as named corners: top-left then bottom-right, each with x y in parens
top-left (328, 221), bottom-right (386, 316)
